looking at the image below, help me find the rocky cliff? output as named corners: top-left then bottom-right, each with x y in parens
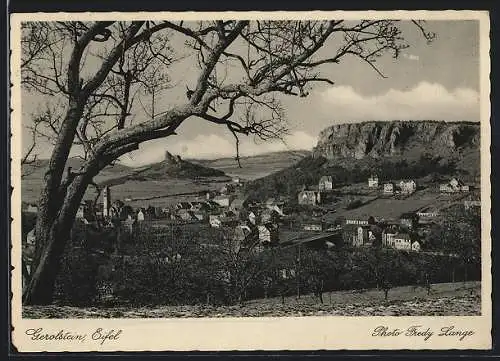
top-left (312, 121), bottom-right (480, 161)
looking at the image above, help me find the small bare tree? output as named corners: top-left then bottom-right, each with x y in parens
top-left (19, 19), bottom-right (434, 304)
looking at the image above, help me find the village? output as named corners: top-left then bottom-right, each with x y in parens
top-left (22, 172), bottom-right (481, 257)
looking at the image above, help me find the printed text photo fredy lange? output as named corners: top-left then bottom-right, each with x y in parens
top-left (10, 10), bottom-right (491, 351)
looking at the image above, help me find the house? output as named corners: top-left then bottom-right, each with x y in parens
top-left (257, 224), bottom-right (279, 244)
top-left (260, 209), bottom-right (281, 224)
top-left (464, 200), bottom-right (481, 210)
top-left (265, 198), bottom-right (285, 215)
top-left (146, 205), bottom-right (157, 219)
top-left (26, 228), bottom-right (36, 246)
top-left (102, 186), bottom-right (112, 217)
top-left (110, 200), bottom-right (125, 219)
top-left (303, 223), bottom-right (323, 232)
top-left (399, 180), bottom-right (417, 195)
top-left (76, 204), bottom-right (85, 219)
top-left (193, 212), bottom-right (205, 221)
top-left (209, 212), bottom-right (238, 228)
top-left (175, 202), bottom-right (191, 210)
top-left (411, 241), bottom-right (421, 252)
top-left (280, 268), bottom-right (297, 279)
top-left (233, 224), bottom-right (258, 249)
top-left (245, 211), bottom-right (257, 225)
top-left (345, 218), bottom-right (369, 226)
top-left (440, 178), bottom-right (470, 193)
top-left (25, 203), bottom-right (38, 213)
top-left (209, 215), bottom-right (222, 228)
top-left (298, 190), bottom-right (321, 205)
top-left (220, 183), bottom-right (235, 194)
top-left (318, 176), bottom-right (334, 191)
top-left (416, 207), bottom-right (439, 223)
top-left (234, 224), bottom-right (253, 241)
top-left (178, 209), bottom-right (196, 221)
top-left (343, 223), bottom-right (380, 247)
top-left (230, 197), bottom-right (247, 213)
top-left (383, 183), bottom-right (395, 195)
top-left (400, 212), bottom-right (419, 229)
top-left (122, 217), bottom-right (136, 235)
top-left (368, 175), bottom-right (379, 188)
top-left (119, 205), bottom-right (134, 221)
top-left (392, 233), bottom-right (412, 251)
top-left (169, 213), bottom-right (183, 221)
top-left (213, 195), bottom-right (234, 207)
top-left (382, 230), bottom-right (397, 248)
top-left (137, 209), bottom-right (145, 222)
top-left (343, 225), bottom-right (368, 247)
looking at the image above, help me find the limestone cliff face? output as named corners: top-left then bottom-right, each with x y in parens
top-left (312, 121), bottom-right (480, 160)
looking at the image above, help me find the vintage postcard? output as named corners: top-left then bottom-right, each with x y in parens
top-left (10, 10), bottom-right (491, 351)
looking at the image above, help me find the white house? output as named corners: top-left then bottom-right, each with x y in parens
top-left (411, 241), bottom-right (421, 252)
top-left (303, 223), bottom-right (323, 231)
top-left (25, 204), bottom-right (38, 213)
top-left (209, 215), bottom-right (222, 228)
top-left (26, 228), bottom-right (36, 246)
top-left (76, 204), bottom-right (85, 219)
top-left (368, 175), bottom-right (379, 188)
top-left (399, 180), bottom-right (417, 195)
top-left (298, 190), bottom-right (321, 205)
top-left (137, 209), bottom-right (145, 222)
top-left (257, 224), bottom-right (278, 244)
top-left (248, 211), bottom-right (257, 225)
top-left (383, 183), bottom-right (394, 195)
top-left (440, 178), bottom-right (470, 193)
top-left (345, 218), bottom-right (369, 226)
top-left (393, 233), bottom-right (412, 251)
top-left (318, 176), bottom-right (334, 191)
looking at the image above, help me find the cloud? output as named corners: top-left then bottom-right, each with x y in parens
top-left (119, 131), bottom-right (317, 166)
top-left (118, 82), bottom-right (479, 167)
top-left (318, 81), bottom-right (480, 122)
top-left (402, 53), bottom-right (420, 61)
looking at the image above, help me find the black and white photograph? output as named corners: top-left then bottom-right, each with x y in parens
top-left (10, 10), bottom-right (491, 351)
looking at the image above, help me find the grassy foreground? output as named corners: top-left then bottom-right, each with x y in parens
top-left (23, 281), bottom-right (480, 318)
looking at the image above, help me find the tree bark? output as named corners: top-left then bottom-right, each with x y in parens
top-left (23, 160), bottom-right (97, 305)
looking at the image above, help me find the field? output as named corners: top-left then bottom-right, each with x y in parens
top-left (321, 183), bottom-right (476, 223)
top-left (21, 151), bottom-right (308, 205)
top-left (23, 281), bottom-right (480, 318)
top-left (191, 150), bottom-right (310, 180)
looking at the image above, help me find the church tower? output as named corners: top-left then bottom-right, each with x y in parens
top-left (103, 186), bottom-right (111, 217)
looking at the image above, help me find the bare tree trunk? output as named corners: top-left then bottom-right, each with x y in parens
top-left (23, 147), bottom-right (98, 305)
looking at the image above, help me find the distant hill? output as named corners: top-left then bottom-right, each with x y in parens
top-left (21, 152), bottom-right (229, 203)
top-left (22, 157), bottom-right (133, 181)
top-left (245, 121), bottom-right (481, 201)
top-left (190, 150), bottom-right (311, 180)
top-left (22, 158), bottom-right (135, 203)
top-left (124, 151), bottom-right (227, 182)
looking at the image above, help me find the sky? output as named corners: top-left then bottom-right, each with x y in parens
top-left (20, 20), bottom-right (480, 167)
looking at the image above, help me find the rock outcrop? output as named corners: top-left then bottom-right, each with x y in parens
top-left (312, 121), bottom-right (480, 161)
